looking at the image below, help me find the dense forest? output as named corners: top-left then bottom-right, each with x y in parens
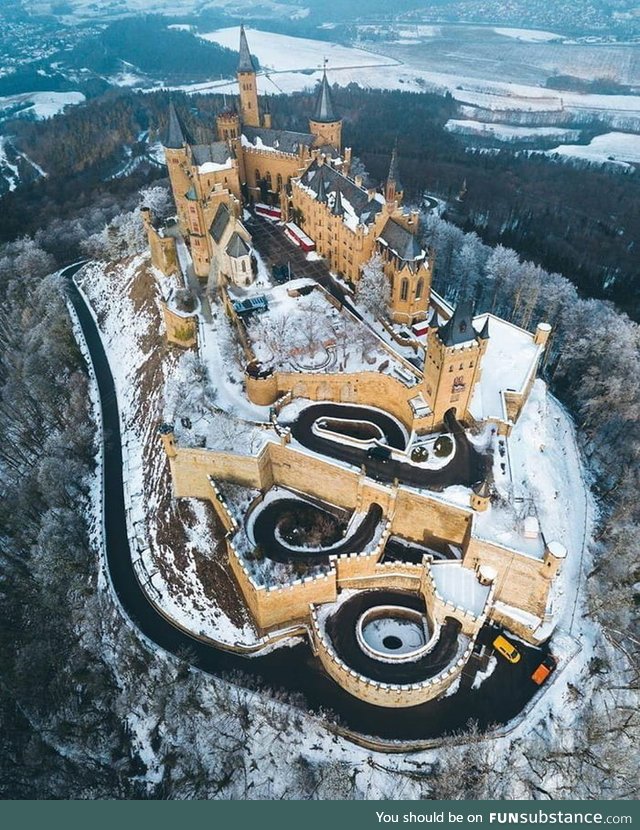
top-left (3, 85), bottom-right (639, 320)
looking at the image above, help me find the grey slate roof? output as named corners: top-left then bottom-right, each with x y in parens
top-left (210, 203), bottom-right (231, 243)
top-left (378, 219), bottom-right (424, 263)
top-left (226, 232), bottom-right (250, 258)
top-left (478, 316), bottom-right (490, 339)
top-left (242, 126), bottom-right (315, 154)
top-left (238, 25), bottom-right (256, 73)
top-left (331, 184), bottom-right (344, 216)
top-left (312, 70), bottom-right (339, 123)
top-left (165, 102), bottom-right (195, 149)
top-left (191, 142), bottom-right (232, 166)
top-left (438, 300), bottom-right (477, 347)
top-left (299, 160), bottom-right (383, 227)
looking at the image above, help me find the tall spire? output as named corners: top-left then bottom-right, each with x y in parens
top-left (387, 139), bottom-right (402, 193)
top-left (164, 101), bottom-right (195, 149)
top-left (312, 65), bottom-right (338, 123)
top-left (238, 24), bottom-right (255, 73)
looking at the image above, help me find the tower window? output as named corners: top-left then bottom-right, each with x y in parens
top-left (400, 279), bottom-right (409, 301)
top-left (415, 278), bottom-right (424, 300)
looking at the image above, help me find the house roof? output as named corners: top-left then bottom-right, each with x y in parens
top-left (312, 69), bottom-right (339, 123)
top-left (210, 202), bottom-right (231, 243)
top-left (378, 219), bottom-right (424, 263)
top-left (242, 126), bottom-right (315, 155)
top-left (226, 232), bottom-right (250, 258)
top-left (298, 160), bottom-right (383, 227)
top-left (238, 25), bottom-right (256, 73)
top-left (165, 102), bottom-right (195, 149)
top-left (191, 142), bottom-right (233, 166)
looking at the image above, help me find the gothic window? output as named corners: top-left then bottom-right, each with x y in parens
top-left (255, 169), bottom-right (260, 183)
top-left (415, 278), bottom-right (424, 299)
top-left (400, 279), bottom-right (409, 301)
top-left (277, 173), bottom-right (283, 190)
top-left (266, 171), bottom-right (272, 188)
top-left (241, 260), bottom-right (246, 272)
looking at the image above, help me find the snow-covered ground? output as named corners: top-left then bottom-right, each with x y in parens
top-left (431, 561), bottom-right (492, 617)
top-left (200, 26), bottom-right (394, 73)
top-left (469, 315), bottom-right (542, 423)
top-left (445, 119), bottom-right (581, 143)
top-left (544, 131), bottom-right (640, 167)
top-left (0, 90), bottom-right (85, 120)
top-left (493, 28), bottom-right (565, 42)
top-left (76, 255), bottom-right (259, 647)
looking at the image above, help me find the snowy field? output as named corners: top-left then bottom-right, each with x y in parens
top-left (545, 131), bottom-right (640, 167)
top-left (200, 27), bottom-right (393, 72)
top-left (445, 119), bottom-right (581, 142)
top-left (0, 90), bottom-right (85, 120)
top-left (493, 28), bottom-right (564, 42)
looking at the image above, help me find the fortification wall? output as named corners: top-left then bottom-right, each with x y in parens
top-left (309, 605), bottom-right (475, 708)
top-left (464, 536), bottom-right (549, 618)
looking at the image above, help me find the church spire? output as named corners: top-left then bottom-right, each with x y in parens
top-left (312, 65), bottom-right (338, 123)
top-left (384, 139), bottom-right (403, 205)
top-left (238, 24), bottom-right (255, 73)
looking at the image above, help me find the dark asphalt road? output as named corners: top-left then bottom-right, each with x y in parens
top-left (326, 591), bottom-right (462, 684)
top-left (290, 403), bottom-right (486, 491)
top-left (253, 501), bottom-right (383, 565)
top-left (64, 264), bottom-right (550, 745)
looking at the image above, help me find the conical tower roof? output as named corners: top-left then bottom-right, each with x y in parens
top-left (316, 165), bottom-right (329, 204)
top-left (331, 184), bottom-right (344, 216)
top-left (238, 24), bottom-right (255, 72)
top-left (165, 102), bottom-right (195, 149)
top-left (387, 139), bottom-right (402, 192)
top-left (312, 68), bottom-right (339, 123)
top-left (438, 299), bottom-right (476, 347)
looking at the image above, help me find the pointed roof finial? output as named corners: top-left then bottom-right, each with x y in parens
top-left (312, 62), bottom-right (339, 123)
top-left (331, 184), bottom-right (344, 216)
top-left (238, 24), bottom-right (255, 73)
top-left (165, 101), bottom-right (195, 149)
top-left (387, 138), bottom-right (402, 192)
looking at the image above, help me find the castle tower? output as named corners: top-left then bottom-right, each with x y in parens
top-left (308, 66), bottom-right (342, 151)
top-left (384, 140), bottom-right (404, 208)
top-left (422, 300), bottom-right (489, 426)
top-left (237, 25), bottom-right (260, 128)
top-left (163, 102), bottom-right (196, 237)
top-left (216, 106), bottom-right (241, 142)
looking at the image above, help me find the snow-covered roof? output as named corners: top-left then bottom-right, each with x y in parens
top-left (431, 562), bottom-right (491, 617)
top-left (297, 159), bottom-right (383, 229)
top-left (198, 158), bottom-right (233, 174)
top-left (241, 127), bottom-right (315, 154)
top-left (377, 218), bottom-right (425, 265)
top-left (469, 314), bottom-right (542, 423)
top-left (191, 142), bottom-right (231, 167)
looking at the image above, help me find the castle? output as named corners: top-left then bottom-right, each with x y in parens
top-left (157, 25), bottom-right (432, 325)
top-left (142, 28), bottom-right (567, 710)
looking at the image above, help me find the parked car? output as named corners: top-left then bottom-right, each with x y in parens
top-left (367, 444), bottom-right (392, 462)
top-left (531, 655), bottom-right (557, 685)
top-left (492, 634), bottom-right (521, 664)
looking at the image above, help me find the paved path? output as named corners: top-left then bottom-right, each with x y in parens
top-left (326, 590), bottom-right (462, 684)
top-left (290, 403), bottom-right (486, 491)
top-left (252, 501), bottom-right (383, 565)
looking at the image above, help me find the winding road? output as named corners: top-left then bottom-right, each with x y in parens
top-left (64, 263), bottom-right (550, 747)
top-left (252, 500), bottom-right (383, 565)
top-left (289, 403), bottom-right (487, 490)
top-left (326, 591), bottom-right (462, 684)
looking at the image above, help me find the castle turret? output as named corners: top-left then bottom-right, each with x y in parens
top-left (216, 106), bottom-right (241, 143)
top-left (471, 479), bottom-right (491, 512)
top-left (309, 66), bottom-right (342, 151)
top-left (238, 25), bottom-right (260, 128)
top-left (422, 300), bottom-right (489, 426)
top-left (163, 103), bottom-right (196, 238)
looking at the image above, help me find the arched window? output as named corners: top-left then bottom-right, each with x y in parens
top-left (415, 278), bottom-right (424, 299)
top-left (255, 169), bottom-right (260, 183)
top-left (400, 279), bottom-right (409, 302)
top-left (276, 173), bottom-right (283, 190)
top-left (266, 171), bottom-right (272, 188)
top-left (241, 260), bottom-right (246, 272)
